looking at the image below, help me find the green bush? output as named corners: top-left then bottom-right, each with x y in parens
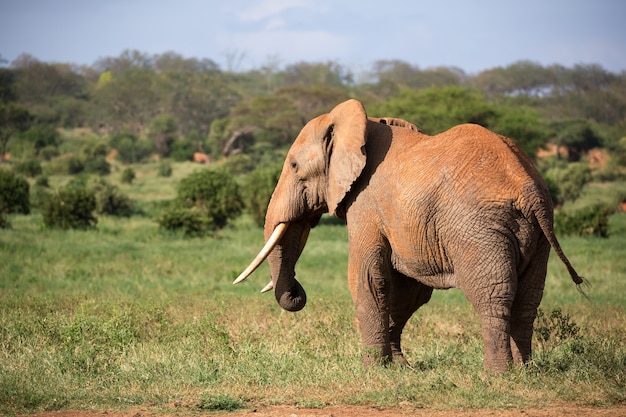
top-left (41, 186), bottom-right (97, 230)
top-left (13, 159), bottom-right (42, 177)
top-left (46, 155), bottom-right (85, 175)
top-left (554, 204), bottom-right (612, 237)
top-left (0, 169), bottom-right (30, 215)
top-left (121, 167), bottom-right (136, 184)
top-left (156, 206), bottom-right (212, 237)
top-left (244, 163), bottom-right (282, 227)
top-left (176, 168), bottom-right (243, 229)
top-left (109, 132), bottom-right (154, 164)
top-left (545, 162), bottom-right (592, 206)
top-left (83, 157), bottom-right (111, 175)
top-left (87, 177), bottom-right (133, 217)
top-left (156, 169), bottom-right (243, 236)
top-left (157, 162), bottom-right (173, 177)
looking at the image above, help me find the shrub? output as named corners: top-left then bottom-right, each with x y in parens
top-left (176, 168), bottom-right (243, 229)
top-left (87, 177), bottom-right (133, 217)
top-left (121, 167), bottom-right (136, 184)
top-left (41, 186), bottom-right (97, 230)
top-left (46, 155), bottom-right (84, 175)
top-left (244, 163), bottom-right (282, 227)
top-left (83, 157), bottom-right (111, 175)
top-left (156, 169), bottom-right (243, 236)
top-left (157, 162), bottom-right (173, 177)
top-left (156, 206), bottom-right (212, 237)
top-left (545, 162), bottom-right (592, 206)
top-left (109, 132), bottom-right (155, 164)
top-left (13, 159), bottom-right (42, 177)
top-left (554, 204), bottom-right (612, 237)
top-left (0, 169), bottom-right (30, 215)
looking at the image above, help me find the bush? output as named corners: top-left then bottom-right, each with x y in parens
top-left (156, 206), bottom-right (212, 237)
top-left (176, 168), bottom-right (243, 229)
top-left (87, 177), bottom-right (133, 217)
top-left (156, 169), bottom-right (243, 236)
top-left (545, 162), bottom-right (592, 206)
top-left (83, 157), bottom-right (111, 175)
top-left (41, 186), bottom-right (97, 230)
top-left (121, 167), bottom-right (136, 184)
top-left (0, 169), bottom-right (30, 215)
top-left (244, 163), bottom-right (282, 227)
top-left (554, 204), bottom-right (612, 237)
top-left (46, 155), bottom-right (84, 175)
top-left (109, 132), bottom-right (155, 164)
top-left (13, 159), bottom-right (42, 177)
top-left (157, 162), bottom-right (173, 177)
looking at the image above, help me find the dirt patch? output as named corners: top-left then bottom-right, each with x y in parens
top-left (26, 405), bottom-right (626, 417)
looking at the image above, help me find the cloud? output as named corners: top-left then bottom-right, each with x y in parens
top-left (237, 0), bottom-right (313, 22)
top-left (217, 29), bottom-right (352, 68)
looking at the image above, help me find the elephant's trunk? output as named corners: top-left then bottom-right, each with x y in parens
top-left (266, 220), bottom-right (310, 312)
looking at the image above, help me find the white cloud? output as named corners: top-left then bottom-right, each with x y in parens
top-left (237, 0), bottom-right (313, 22)
top-left (217, 29), bottom-right (352, 68)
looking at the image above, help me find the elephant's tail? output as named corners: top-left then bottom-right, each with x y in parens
top-left (534, 202), bottom-right (590, 297)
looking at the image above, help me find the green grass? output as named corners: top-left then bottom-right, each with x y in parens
top-left (1, 176), bottom-right (625, 415)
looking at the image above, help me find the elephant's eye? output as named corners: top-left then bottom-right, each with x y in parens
top-left (290, 161), bottom-right (297, 170)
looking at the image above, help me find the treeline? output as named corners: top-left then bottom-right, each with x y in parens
top-left (1, 50), bottom-right (625, 171)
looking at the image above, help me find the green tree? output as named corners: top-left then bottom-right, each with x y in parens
top-left (0, 103), bottom-right (32, 160)
top-left (148, 114), bottom-right (177, 157)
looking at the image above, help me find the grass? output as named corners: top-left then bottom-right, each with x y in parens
top-left (1, 170), bottom-right (625, 415)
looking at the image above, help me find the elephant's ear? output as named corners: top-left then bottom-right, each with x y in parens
top-left (327, 99), bottom-right (368, 216)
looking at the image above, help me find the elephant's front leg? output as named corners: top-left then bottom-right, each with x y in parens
top-left (348, 240), bottom-right (394, 366)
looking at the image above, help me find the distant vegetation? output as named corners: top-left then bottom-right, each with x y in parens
top-left (1, 50), bottom-right (625, 233)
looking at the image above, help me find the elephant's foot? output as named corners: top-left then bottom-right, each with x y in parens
top-left (392, 353), bottom-right (412, 367)
top-left (481, 318), bottom-right (513, 372)
top-left (362, 346), bottom-right (392, 367)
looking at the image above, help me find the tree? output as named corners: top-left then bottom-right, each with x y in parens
top-left (148, 114), bottom-right (178, 157)
top-left (370, 86), bottom-right (497, 135)
top-left (548, 119), bottom-right (603, 161)
top-left (0, 103), bottom-right (31, 160)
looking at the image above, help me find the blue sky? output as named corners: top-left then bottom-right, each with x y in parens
top-left (1, 0), bottom-right (625, 75)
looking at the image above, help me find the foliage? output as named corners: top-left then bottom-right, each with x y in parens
top-left (157, 168), bottom-right (243, 236)
top-left (120, 167), bottom-right (136, 184)
top-left (41, 186), bottom-right (97, 230)
top-left (13, 158), bottom-right (42, 177)
top-left (157, 161), bottom-right (173, 177)
top-left (244, 162), bottom-right (282, 227)
top-left (148, 114), bottom-right (177, 157)
top-left (0, 102), bottom-right (32, 158)
top-left (108, 132), bottom-right (154, 164)
top-left (155, 205), bottom-right (212, 237)
top-left (46, 154), bottom-right (85, 175)
top-left (535, 307), bottom-right (581, 352)
top-left (0, 169), bottom-right (30, 215)
top-left (555, 204), bottom-right (612, 237)
top-left (544, 162), bottom-right (592, 206)
top-left (87, 177), bottom-right (133, 217)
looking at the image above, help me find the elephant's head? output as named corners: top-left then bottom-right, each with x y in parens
top-left (234, 99), bottom-right (369, 311)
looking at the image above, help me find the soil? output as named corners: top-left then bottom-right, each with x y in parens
top-left (26, 405), bottom-right (626, 417)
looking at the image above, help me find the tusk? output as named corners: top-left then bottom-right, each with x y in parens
top-left (233, 223), bottom-right (289, 285)
top-left (260, 281), bottom-right (274, 293)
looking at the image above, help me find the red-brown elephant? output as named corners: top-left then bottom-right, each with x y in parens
top-left (235, 99), bottom-right (585, 372)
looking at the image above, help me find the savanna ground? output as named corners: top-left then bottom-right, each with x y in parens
top-left (2, 162), bottom-right (626, 417)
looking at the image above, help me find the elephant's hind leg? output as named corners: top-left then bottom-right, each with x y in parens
top-left (389, 272), bottom-right (433, 366)
top-left (510, 239), bottom-right (550, 365)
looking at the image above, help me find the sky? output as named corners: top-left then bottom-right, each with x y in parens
top-left (1, 0), bottom-right (625, 75)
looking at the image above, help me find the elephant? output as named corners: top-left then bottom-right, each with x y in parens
top-left (234, 99), bottom-right (585, 372)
